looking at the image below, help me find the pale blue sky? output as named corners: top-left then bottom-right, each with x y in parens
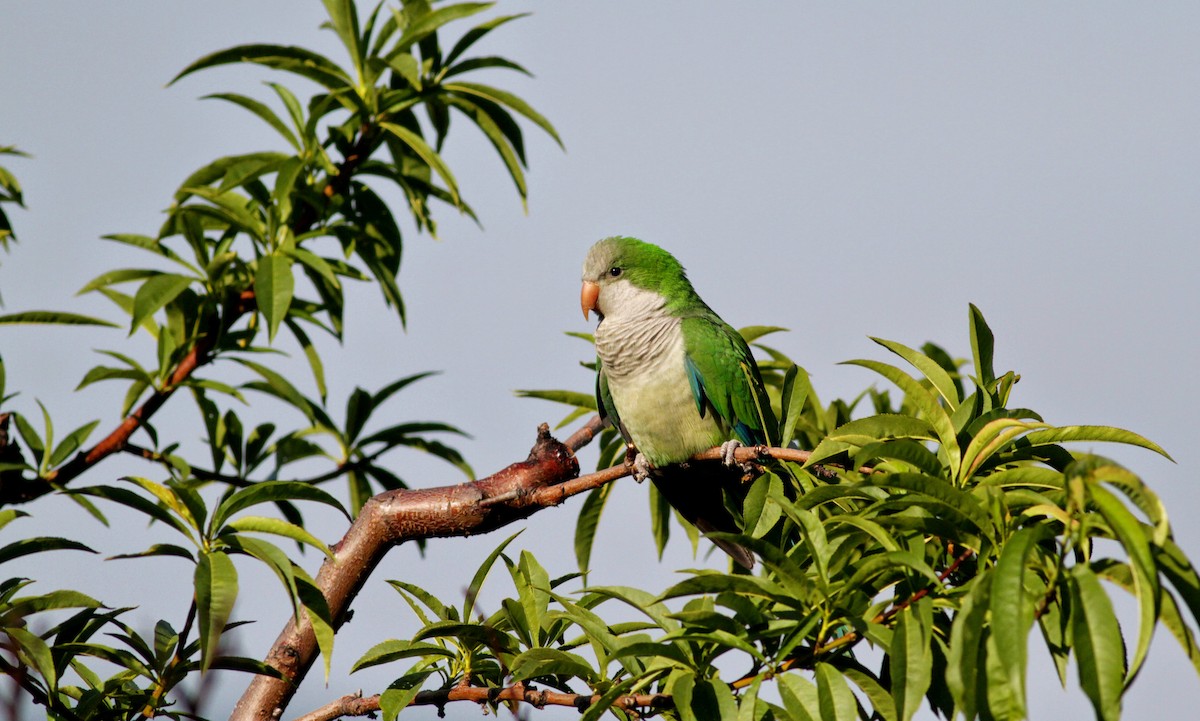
top-left (1, 2), bottom-right (1197, 719)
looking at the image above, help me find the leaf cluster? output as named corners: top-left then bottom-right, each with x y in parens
top-left (0, 1), bottom-right (557, 717)
top-left (507, 306), bottom-right (1195, 721)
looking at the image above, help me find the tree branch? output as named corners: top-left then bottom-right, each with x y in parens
top-left (232, 414), bottom-right (865, 720)
top-left (121, 442), bottom-right (395, 490)
top-left (294, 683), bottom-right (673, 721)
top-left (231, 422), bottom-right (586, 720)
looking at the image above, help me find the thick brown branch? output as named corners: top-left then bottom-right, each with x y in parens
top-left (233, 416), bottom-right (863, 720)
top-left (231, 423), bottom-right (585, 720)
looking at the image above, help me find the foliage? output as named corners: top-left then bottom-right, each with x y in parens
top-left (0, 2), bottom-right (1195, 721)
top-left (511, 309), bottom-right (1194, 721)
top-left (0, 145), bottom-right (25, 255)
top-left (0, 0), bottom-right (557, 717)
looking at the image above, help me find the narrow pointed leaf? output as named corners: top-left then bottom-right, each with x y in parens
top-left (446, 81), bottom-right (562, 147)
top-left (130, 274), bottom-right (193, 334)
top-left (379, 121), bottom-right (460, 204)
top-left (195, 550), bottom-right (239, 673)
top-left (226, 516), bottom-right (333, 557)
top-left (574, 485), bottom-right (611, 577)
top-left (891, 599), bottom-right (933, 721)
top-left (0, 311), bottom-right (118, 327)
top-left (872, 336), bottom-right (961, 409)
top-left (255, 254), bottom-right (294, 342)
top-left (1070, 565), bottom-right (1125, 721)
top-left (171, 44), bottom-right (352, 90)
top-left (989, 526), bottom-right (1046, 717)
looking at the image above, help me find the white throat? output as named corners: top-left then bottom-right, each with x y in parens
top-left (594, 281), bottom-right (682, 380)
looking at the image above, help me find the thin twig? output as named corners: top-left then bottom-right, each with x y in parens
top-left (122, 443), bottom-right (393, 489)
top-left (292, 684), bottom-right (674, 721)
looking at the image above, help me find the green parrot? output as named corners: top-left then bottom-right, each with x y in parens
top-left (581, 236), bottom-right (777, 569)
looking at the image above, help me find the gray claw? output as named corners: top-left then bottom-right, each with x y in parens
top-left (632, 453), bottom-right (652, 483)
top-left (720, 439), bottom-right (743, 466)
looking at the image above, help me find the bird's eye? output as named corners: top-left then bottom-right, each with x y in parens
top-left (609, 267), bottom-right (622, 277)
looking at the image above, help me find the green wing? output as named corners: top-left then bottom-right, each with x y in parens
top-left (681, 315), bottom-right (777, 446)
top-left (595, 357), bottom-right (627, 440)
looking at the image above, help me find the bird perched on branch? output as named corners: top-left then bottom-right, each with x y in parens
top-left (581, 236), bottom-right (777, 569)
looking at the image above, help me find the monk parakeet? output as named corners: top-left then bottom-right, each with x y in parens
top-left (581, 236), bottom-right (777, 569)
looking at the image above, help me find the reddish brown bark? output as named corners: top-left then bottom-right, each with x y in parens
top-left (230, 420), bottom-right (599, 721)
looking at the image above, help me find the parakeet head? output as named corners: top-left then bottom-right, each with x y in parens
top-left (580, 236), bottom-right (699, 321)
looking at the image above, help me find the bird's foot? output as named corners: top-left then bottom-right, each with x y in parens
top-left (720, 440), bottom-right (744, 466)
top-left (631, 452), bottom-right (652, 483)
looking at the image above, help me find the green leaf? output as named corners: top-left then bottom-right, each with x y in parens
top-left (842, 665), bottom-right (898, 721)
top-left (989, 526), bottom-right (1047, 717)
top-left (379, 667), bottom-right (436, 721)
top-left (445, 81), bottom-right (563, 148)
top-left (579, 676), bottom-right (639, 721)
top-left (444, 96), bottom-right (527, 204)
top-left (195, 550), bottom-right (239, 673)
top-left (284, 318), bottom-right (327, 402)
top-left (225, 516), bottom-right (333, 558)
top-left (48, 419), bottom-right (99, 468)
top-left (130, 274), bottom-right (194, 335)
top-left (69, 484), bottom-right (196, 541)
top-left (778, 364), bottom-right (811, 448)
top-left (123, 476), bottom-right (200, 532)
top-left (255, 254), bottom-right (295, 343)
top-left (1070, 565), bottom-right (1125, 721)
top-left (841, 359), bottom-right (961, 477)
top-left (108, 543), bottom-right (195, 562)
top-left (1018, 425), bottom-right (1171, 461)
top-left (574, 485), bottom-right (610, 578)
top-left (295, 568), bottom-right (336, 680)
top-left (946, 571), bottom-right (991, 720)
top-left (171, 44), bottom-right (352, 91)
top-left (815, 662), bottom-right (859, 721)
top-left (204, 93), bottom-right (300, 150)
top-left (514, 388), bottom-right (597, 411)
top-left (11, 412), bottom-right (43, 467)
top-left (77, 267), bottom-right (163, 295)
top-left (211, 480), bottom-right (347, 532)
top-left (352, 639), bottom-right (454, 672)
top-left (0, 311), bottom-right (118, 327)
top-left (391, 2), bottom-right (493, 52)
top-left (510, 647), bottom-right (597, 682)
top-left (379, 121), bottom-right (460, 204)
top-left (0, 509), bottom-right (28, 533)
top-left (6, 627), bottom-right (57, 692)
top-left (0, 536), bottom-right (95, 565)
top-left (1, 589), bottom-right (102, 621)
top-left (322, 0), bottom-right (363, 76)
top-left (648, 481), bottom-right (671, 560)
top-left (1088, 483), bottom-right (1158, 682)
top-left (872, 336), bottom-right (961, 409)
top-left (968, 303), bottom-right (996, 390)
top-left (236, 359), bottom-right (318, 423)
top-left (223, 535), bottom-right (298, 617)
top-left (891, 598), bottom-right (933, 721)
top-left (463, 531), bottom-right (521, 618)
top-left (779, 673), bottom-right (821, 721)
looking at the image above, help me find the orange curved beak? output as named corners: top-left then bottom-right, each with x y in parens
top-left (581, 281), bottom-right (600, 320)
